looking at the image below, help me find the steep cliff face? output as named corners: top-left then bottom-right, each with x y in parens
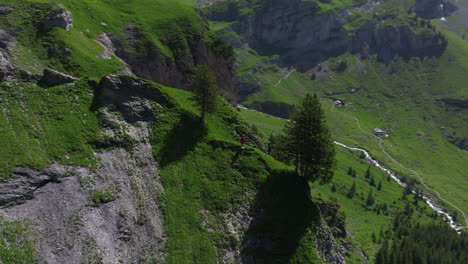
top-left (356, 20), bottom-right (447, 63)
top-left (220, 0), bottom-right (448, 69)
top-left (0, 76), bottom-right (168, 263)
top-left (108, 25), bottom-right (238, 103)
top-left (413, 0), bottom-right (458, 19)
top-left (0, 28), bottom-right (16, 81)
top-left (243, 0), bottom-right (351, 70)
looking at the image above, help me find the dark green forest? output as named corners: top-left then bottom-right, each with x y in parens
top-left (376, 213), bottom-right (468, 264)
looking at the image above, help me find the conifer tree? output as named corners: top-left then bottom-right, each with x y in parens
top-left (377, 181), bottom-right (382, 191)
top-left (365, 166), bottom-right (371, 179)
top-left (369, 175), bottom-right (376, 186)
top-left (347, 182), bottom-right (356, 199)
top-left (189, 65), bottom-right (218, 122)
top-left (366, 189), bottom-right (375, 206)
top-left (282, 93), bottom-right (336, 183)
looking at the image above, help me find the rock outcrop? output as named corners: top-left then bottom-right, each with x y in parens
top-left (0, 28), bottom-right (17, 81)
top-left (42, 5), bottom-right (73, 31)
top-left (39, 68), bottom-right (77, 87)
top-left (0, 164), bottom-right (72, 207)
top-left (98, 75), bottom-right (168, 123)
top-left (96, 33), bottom-right (135, 75)
top-left (315, 201), bottom-right (349, 264)
top-left (413, 0), bottom-right (458, 19)
top-left (108, 25), bottom-right (238, 102)
top-left (0, 75), bottom-right (168, 263)
top-left (0, 5), bottom-right (13, 15)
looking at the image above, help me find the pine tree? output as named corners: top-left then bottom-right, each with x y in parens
top-left (369, 175), bottom-right (376, 186)
top-left (377, 181), bottom-right (382, 191)
top-left (347, 167), bottom-right (353, 176)
top-left (283, 93), bottom-right (336, 183)
top-left (331, 183), bottom-right (337, 192)
top-left (366, 189), bottom-right (375, 206)
top-left (365, 166), bottom-right (371, 179)
top-left (347, 182), bottom-right (356, 199)
top-left (189, 65), bottom-right (218, 122)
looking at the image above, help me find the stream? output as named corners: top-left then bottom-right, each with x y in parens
top-left (334, 141), bottom-right (463, 231)
top-left (238, 104), bottom-right (464, 231)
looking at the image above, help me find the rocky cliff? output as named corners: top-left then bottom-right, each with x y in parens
top-left (210, 0), bottom-right (448, 69)
top-left (0, 76), bottom-right (168, 263)
top-left (104, 24), bottom-right (238, 103)
top-left (413, 0), bottom-right (458, 19)
top-left (0, 1), bottom-right (361, 263)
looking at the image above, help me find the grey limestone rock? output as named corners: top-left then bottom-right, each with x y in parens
top-left (0, 164), bottom-right (76, 207)
top-left (40, 68), bottom-right (77, 87)
top-left (0, 29), bottom-right (16, 81)
top-left (0, 5), bottom-right (13, 15)
top-left (0, 76), bottom-right (168, 263)
top-left (107, 25), bottom-right (238, 102)
top-left (42, 7), bottom-right (73, 31)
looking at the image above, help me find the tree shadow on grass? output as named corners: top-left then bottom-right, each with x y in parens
top-left (158, 113), bottom-right (207, 167)
top-left (241, 171), bottom-right (321, 263)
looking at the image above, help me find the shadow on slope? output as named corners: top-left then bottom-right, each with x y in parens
top-left (241, 171), bottom-right (321, 263)
top-left (158, 113), bottom-right (207, 167)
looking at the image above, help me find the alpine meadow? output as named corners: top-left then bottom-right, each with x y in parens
top-left (0, 0), bottom-right (467, 263)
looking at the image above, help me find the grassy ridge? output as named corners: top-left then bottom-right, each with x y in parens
top-left (0, 0), bottom-right (212, 176)
top-left (0, 0), bottom-right (208, 77)
top-left (240, 108), bottom-right (446, 263)
top-left (232, 25), bottom-right (468, 220)
top-left (151, 86), bottom-right (330, 263)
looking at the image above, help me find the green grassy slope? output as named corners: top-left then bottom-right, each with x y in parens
top-left (152, 86), bottom-right (326, 263)
top-left (0, 218), bottom-right (37, 263)
top-left (228, 23), bottom-right (468, 225)
top-left (240, 108), bottom-right (448, 263)
top-left (0, 80), bottom-right (99, 179)
top-left (0, 0), bottom-right (211, 178)
top-left (0, 0), bottom-right (208, 78)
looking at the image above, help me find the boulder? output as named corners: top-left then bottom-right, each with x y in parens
top-left (19, 70), bottom-right (42, 82)
top-left (40, 68), bottom-right (77, 87)
top-left (0, 29), bottom-right (16, 81)
top-left (42, 7), bottom-right (73, 31)
top-left (98, 75), bottom-right (169, 123)
top-left (0, 28), bottom-right (15, 49)
top-left (0, 5), bottom-right (13, 15)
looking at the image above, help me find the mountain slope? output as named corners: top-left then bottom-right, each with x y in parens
top-left (207, 0), bottom-right (468, 227)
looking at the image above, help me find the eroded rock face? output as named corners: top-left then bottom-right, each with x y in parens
top-left (42, 7), bottom-right (73, 31)
top-left (356, 21), bottom-right (446, 63)
top-left (233, 0), bottom-right (447, 69)
top-left (99, 75), bottom-right (168, 111)
top-left (96, 33), bottom-right (134, 75)
top-left (0, 29), bottom-right (17, 81)
top-left (0, 164), bottom-right (73, 207)
top-left (413, 0), bottom-right (458, 19)
top-left (108, 25), bottom-right (238, 102)
top-left (0, 75), bottom-right (168, 264)
top-left (39, 68), bottom-right (77, 87)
